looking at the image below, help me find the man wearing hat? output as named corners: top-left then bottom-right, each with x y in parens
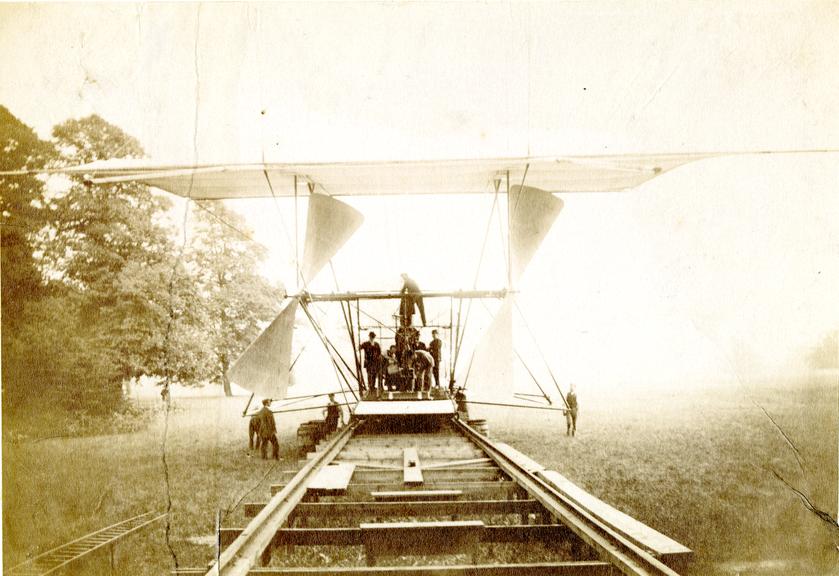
top-left (359, 331), bottom-right (382, 396)
top-left (257, 398), bottom-right (279, 460)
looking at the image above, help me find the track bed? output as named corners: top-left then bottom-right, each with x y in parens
top-left (180, 416), bottom-right (690, 576)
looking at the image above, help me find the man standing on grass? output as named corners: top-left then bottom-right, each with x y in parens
top-left (257, 399), bottom-right (279, 460)
top-left (248, 412), bottom-right (262, 451)
top-left (324, 393), bottom-right (343, 434)
top-left (566, 383), bottom-right (578, 437)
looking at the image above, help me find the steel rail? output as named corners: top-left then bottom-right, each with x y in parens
top-left (206, 422), bottom-right (359, 576)
top-left (453, 418), bottom-right (682, 576)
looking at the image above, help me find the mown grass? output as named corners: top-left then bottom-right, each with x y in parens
top-left (3, 398), bottom-right (316, 575)
top-left (481, 376), bottom-right (838, 575)
top-left (3, 377), bottom-right (838, 575)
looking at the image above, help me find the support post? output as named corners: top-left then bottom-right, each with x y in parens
top-left (506, 170), bottom-right (512, 291)
top-left (294, 175), bottom-right (300, 289)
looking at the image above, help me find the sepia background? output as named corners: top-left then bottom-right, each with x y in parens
top-left (2, 2), bottom-right (838, 574)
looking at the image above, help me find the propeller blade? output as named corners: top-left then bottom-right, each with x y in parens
top-left (227, 297), bottom-right (298, 399)
top-left (509, 185), bottom-right (564, 282)
top-left (301, 192), bottom-right (364, 285)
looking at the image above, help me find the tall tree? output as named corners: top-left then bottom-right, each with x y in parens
top-left (188, 203), bottom-right (283, 395)
top-left (0, 106), bottom-right (54, 330)
top-left (44, 115), bottom-right (182, 384)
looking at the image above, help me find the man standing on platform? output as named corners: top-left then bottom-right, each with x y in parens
top-left (412, 347), bottom-right (435, 393)
top-left (399, 273), bottom-right (426, 327)
top-left (359, 331), bottom-right (382, 395)
top-left (429, 329), bottom-right (443, 388)
top-left (257, 399), bottom-right (279, 460)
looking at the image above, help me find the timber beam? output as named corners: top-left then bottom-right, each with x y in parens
top-left (244, 498), bottom-right (544, 519)
top-left (175, 561), bottom-right (614, 576)
top-left (219, 524), bottom-right (575, 548)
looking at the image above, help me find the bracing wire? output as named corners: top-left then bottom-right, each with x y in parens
top-left (512, 299), bottom-right (569, 408)
top-left (452, 182), bottom-right (503, 379)
top-left (192, 200), bottom-right (259, 245)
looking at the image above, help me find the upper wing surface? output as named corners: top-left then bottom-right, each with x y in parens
top-left (67, 153), bottom-right (724, 199)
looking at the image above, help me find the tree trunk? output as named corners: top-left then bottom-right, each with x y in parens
top-left (221, 358), bottom-right (232, 397)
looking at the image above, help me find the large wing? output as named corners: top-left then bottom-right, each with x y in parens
top-left (46, 152), bottom-right (733, 199)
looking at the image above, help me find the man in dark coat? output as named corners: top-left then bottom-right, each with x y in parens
top-left (566, 383), bottom-right (578, 437)
top-left (257, 399), bottom-right (279, 460)
top-left (429, 329), bottom-right (443, 388)
top-left (359, 331), bottom-right (382, 396)
top-left (324, 393), bottom-right (343, 434)
top-left (248, 413), bottom-right (262, 451)
top-left (454, 386), bottom-right (468, 419)
top-left (399, 273), bottom-right (426, 327)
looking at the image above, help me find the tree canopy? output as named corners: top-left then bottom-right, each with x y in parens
top-left (2, 109), bottom-right (283, 425)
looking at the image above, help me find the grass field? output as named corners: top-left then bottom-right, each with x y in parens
top-left (3, 376), bottom-right (838, 575)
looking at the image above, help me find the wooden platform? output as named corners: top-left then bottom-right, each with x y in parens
top-left (354, 400), bottom-right (455, 416)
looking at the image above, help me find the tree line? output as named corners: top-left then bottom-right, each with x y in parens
top-left (1, 107), bottom-right (283, 422)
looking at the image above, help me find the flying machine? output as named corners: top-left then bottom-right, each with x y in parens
top-left (5, 149), bottom-right (829, 576)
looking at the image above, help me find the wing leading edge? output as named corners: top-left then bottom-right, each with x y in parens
top-left (51, 152), bottom-right (735, 199)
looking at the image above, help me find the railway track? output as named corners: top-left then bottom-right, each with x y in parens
top-left (179, 415), bottom-right (690, 576)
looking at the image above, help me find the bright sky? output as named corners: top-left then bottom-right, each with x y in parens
top-left (2, 1), bottom-right (838, 392)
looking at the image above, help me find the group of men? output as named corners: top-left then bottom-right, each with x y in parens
top-left (248, 394), bottom-right (344, 460)
top-left (359, 329), bottom-right (443, 394)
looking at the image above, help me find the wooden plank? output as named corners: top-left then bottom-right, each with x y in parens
top-left (361, 520), bottom-right (484, 559)
top-left (333, 459), bottom-right (495, 470)
top-left (403, 448), bottom-right (423, 485)
top-left (421, 458), bottom-right (493, 470)
top-left (337, 469), bottom-right (500, 483)
top-left (307, 463), bottom-right (356, 493)
top-left (245, 499), bottom-right (544, 519)
top-left (334, 461), bottom-right (401, 470)
top-left (372, 490), bottom-right (462, 502)
top-left (174, 561), bottom-right (615, 575)
top-left (272, 481), bottom-right (517, 499)
top-left (221, 523), bottom-right (571, 548)
top-left (281, 467), bottom-right (501, 480)
top-left (537, 470), bottom-right (692, 559)
top-left (335, 449), bottom-right (485, 460)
